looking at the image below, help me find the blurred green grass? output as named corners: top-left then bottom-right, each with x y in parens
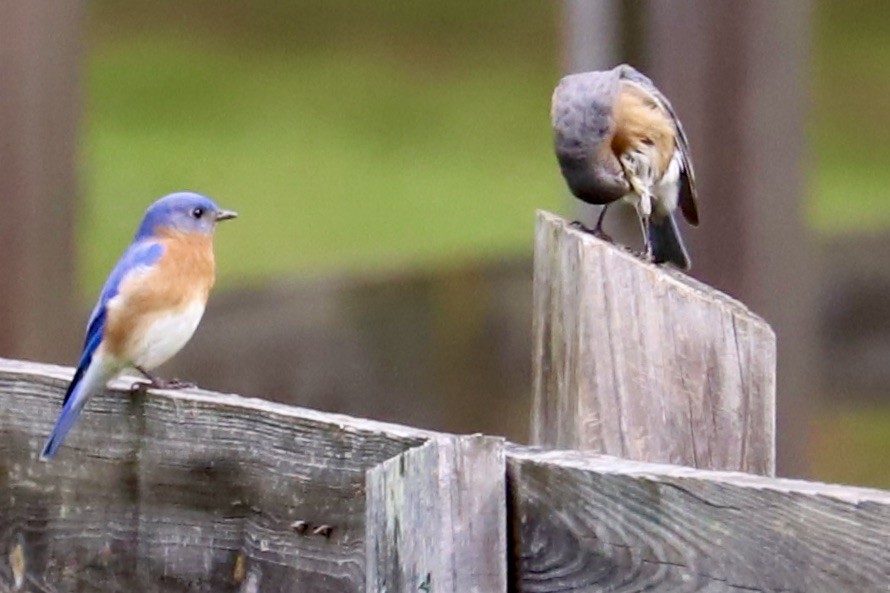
top-left (83, 0), bottom-right (562, 289)
top-left (811, 0), bottom-right (890, 232)
top-left (83, 0), bottom-right (890, 286)
top-left (811, 404), bottom-right (890, 489)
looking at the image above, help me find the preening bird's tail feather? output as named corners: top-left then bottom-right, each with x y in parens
top-left (649, 212), bottom-right (691, 270)
top-left (41, 357), bottom-right (114, 460)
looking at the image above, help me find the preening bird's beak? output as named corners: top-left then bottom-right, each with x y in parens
top-left (215, 209), bottom-right (238, 222)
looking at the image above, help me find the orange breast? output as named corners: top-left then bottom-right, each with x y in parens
top-left (611, 83), bottom-right (676, 176)
top-left (104, 230), bottom-right (216, 359)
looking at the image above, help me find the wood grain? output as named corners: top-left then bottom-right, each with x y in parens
top-left (365, 435), bottom-right (506, 593)
top-left (0, 358), bottom-right (430, 592)
top-left (508, 446), bottom-right (890, 593)
top-left (531, 211), bottom-right (776, 475)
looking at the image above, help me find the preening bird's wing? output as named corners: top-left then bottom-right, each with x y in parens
top-left (616, 64), bottom-right (699, 226)
top-left (66, 240), bottom-right (164, 406)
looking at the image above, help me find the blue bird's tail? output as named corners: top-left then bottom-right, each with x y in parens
top-left (649, 211), bottom-right (691, 270)
top-left (41, 390), bottom-right (89, 459)
top-left (41, 355), bottom-right (113, 460)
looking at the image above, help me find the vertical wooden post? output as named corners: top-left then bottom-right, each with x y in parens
top-left (644, 1), bottom-right (815, 477)
top-left (365, 435), bottom-right (506, 593)
top-left (531, 212), bottom-right (776, 475)
top-left (0, 0), bottom-right (83, 363)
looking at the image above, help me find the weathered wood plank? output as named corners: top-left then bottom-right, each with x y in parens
top-left (0, 358), bottom-right (431, 592)
top-left (4, 358), bottom-right (888, 593)
top-left (508, 445), bottom-right (890, 593)
top-left (365, 435), bottom-right (506, 593)
top-left (531, 211), bottom-right (776, 475)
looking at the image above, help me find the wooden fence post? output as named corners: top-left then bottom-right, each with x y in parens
top-left (365, 435), bottom-right (506, 593)
top-left (531, 211), bottom-right (776, 475)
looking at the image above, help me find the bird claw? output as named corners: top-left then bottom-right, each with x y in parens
top-left (592, 229), bottom-right (614, 243)
top-left (130, 377), bottom-right (195, 391)
top-left (130, 381), bottom-right (149, 394)
top-left (159, 378), bottom-right (196, 390)
top-left (570, 220), bottom-right (614, 243)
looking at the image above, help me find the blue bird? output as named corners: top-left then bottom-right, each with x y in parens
top-left (41, 192), bottom-right (237, 459)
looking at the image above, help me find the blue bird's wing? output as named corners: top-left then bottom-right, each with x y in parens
top-left (42, 240), bottom-right (164, 459)
top-left (63, 240), bottom-right (164, 405)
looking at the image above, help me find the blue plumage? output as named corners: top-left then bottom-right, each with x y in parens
top-left (135, 192), bottom-right (222, 239)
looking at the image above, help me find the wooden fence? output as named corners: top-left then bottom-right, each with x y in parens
top-left (1, 212), bottom-right (888, 592)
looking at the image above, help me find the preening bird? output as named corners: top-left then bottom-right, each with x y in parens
top-left (41, 192), bottom-right (237, 459)
top-left (551, 64), bottom-right (699, 269)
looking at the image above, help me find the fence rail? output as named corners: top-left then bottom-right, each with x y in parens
top-left (508, 447), bottom-right (890, 592)
top-left (1, 212), bottom-right (888, 592)
top-left (1, 359), bottom-right (888, 592)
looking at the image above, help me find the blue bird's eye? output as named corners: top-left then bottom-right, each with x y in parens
top-left (191, 207), bottom-right (204, 219)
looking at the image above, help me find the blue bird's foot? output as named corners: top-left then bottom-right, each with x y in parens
top-left (159, 378), bottom-right (197, 390)
top-left (130, 380), bottom-right (150, 393)
top-left (133, 366), bottom-right (196, 390)
top-left (130, 377), bottom-right (196, 391)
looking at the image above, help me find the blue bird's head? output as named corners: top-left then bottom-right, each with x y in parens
top-left (135, 192), bottom-right (237, 240)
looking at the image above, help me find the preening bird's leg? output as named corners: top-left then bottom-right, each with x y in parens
top-left (570, 205), bottom-right (613, 242)
top-left (638, 211), bottom-right (653, 261)
top-left (636, 191), bottom-right (654, 262)
top-left (592, 205), bottom-right (612, 241)
top-left (131, 365), bottom-right (196, 391)
top-left (620, 152), bottom-right (655, 261)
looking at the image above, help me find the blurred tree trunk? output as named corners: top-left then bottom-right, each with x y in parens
top-left (645, 0), bottom-right (815, 478)
top-left (0, 0), bottom-right (83, 362)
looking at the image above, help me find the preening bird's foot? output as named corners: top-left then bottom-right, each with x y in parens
top-left (569, 220), bottom-right (613, 243)
top-left (626, 250), bottom-right (655, 265)
top-left (593, 228), bottom-right (613, 243)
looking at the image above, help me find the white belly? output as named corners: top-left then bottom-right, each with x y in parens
top-left (130, 300), bottom-right (205, 370)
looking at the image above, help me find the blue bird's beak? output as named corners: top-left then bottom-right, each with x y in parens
top-left (215, 209), bottom-right (238, 222)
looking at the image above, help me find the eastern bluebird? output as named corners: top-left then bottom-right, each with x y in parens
top-left (551, 64), bottom-right (700, 269)
top-left (41, 192), bottom-right (237, 459)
